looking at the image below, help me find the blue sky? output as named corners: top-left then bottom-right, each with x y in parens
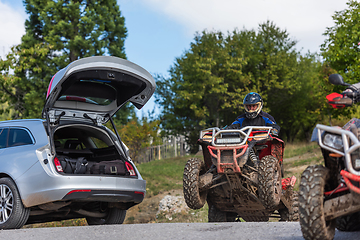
top-left (0, 0), bottom-right (350, 117)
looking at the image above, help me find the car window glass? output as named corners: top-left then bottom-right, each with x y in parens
top-left (90, 137), bottom-right (109, 149)
top-left (0, 128), bottom-right (8, 149)
top-left (59, 138), bottom-right (85, 150)
top-left (8, 128), bottom-right (33, 147)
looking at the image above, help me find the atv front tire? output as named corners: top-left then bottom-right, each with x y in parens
top-left (258, 155), bottom-right (282, 210)
top-left (299, 165), bottom-right (336, 240)
top-left (183, 158), bottom-right (207, 209)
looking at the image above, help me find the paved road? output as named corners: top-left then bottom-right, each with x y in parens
top-left (0, 222), bottom-right (359, 240)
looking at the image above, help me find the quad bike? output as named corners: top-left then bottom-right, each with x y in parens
top-left (299, 74), bottom-right (360, 240)
top-left (183, 126), bottom-right (299, 222)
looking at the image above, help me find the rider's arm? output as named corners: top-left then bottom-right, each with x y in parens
top-left (343, 82), bottom-right (360, 104)
top-left (260, 112), bottom-right (280, 133)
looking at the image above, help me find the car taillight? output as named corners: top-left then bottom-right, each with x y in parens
top-left (54, 157), bottom-right (63, 172)
top-left (125, 162), bottom-right (136, 176)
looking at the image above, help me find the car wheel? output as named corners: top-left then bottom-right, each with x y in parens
top-left (86, 208), bottom-right (126, 225)
top-left (183, 158), bottom-right (207, 209)
top-left (0, 177), bottom-right (30, 229)
top-left (258, 155), bottom-right (282, 210)
top-left (299, 165), bottom-right (336, 240)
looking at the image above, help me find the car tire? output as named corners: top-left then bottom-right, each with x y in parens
top-left (258, 155), bottom-right (282, 210)
top-left (0, 177), bottom-right (30, 229)
top-left (86, 208), bottom-right (126, 225)
top-left (299, 165), bottom-right (336, 240)
top-left (183, 158), bottom-right (207, 209)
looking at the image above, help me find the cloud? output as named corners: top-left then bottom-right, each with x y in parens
top-left (0, 1), bottom-right (26, 59)
top-left (141, 0), bottom-right (349, 53)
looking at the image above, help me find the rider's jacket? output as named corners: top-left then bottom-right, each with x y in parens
top-left (225, 111), bottom-right (280, 132)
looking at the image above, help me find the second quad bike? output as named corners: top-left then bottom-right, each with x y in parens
top-left (299, 74), bottom-right (360, 240)
top-left (183, 126), bottom-right (298, 222)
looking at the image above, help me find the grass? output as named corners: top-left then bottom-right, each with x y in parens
top-left (136, 155), bottom-right (196, 197)
top-left (283, 141), bottom-right (319, 158)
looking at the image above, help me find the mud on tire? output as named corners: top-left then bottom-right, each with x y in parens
top-left (241, 212), bottom-right (269, 222)
top-left (208, 204), bottom-right (227, 222)
top-left (258, 155), bottom-right (282, 210)
top-left (336, 211), bottom-right (360, 232)
top-left (299, 165), bottom-right (336, 240)
top-left (183, 158), bottom-right (207, 209)
top-left (279, 190), bottom-right (299, 222)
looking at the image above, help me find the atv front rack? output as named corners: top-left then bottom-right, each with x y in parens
top-left (316, 124), bottom-right (360, 194)
top-left (200, 126), bottom-right (273, 147)
top-left (201, 127), bottom-right (273, 173)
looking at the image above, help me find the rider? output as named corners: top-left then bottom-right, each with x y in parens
top-left (226, 92), bottom-right (280, 135)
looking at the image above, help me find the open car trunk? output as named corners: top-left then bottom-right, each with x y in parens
top-left (52, 124), bottom-right (135, 176)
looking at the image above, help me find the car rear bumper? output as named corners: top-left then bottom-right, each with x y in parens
top-left (16, 162), bottom-right (146, 208)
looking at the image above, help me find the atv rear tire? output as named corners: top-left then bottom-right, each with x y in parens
top-left (241, 213), bottom-right (269, 222)
top-left (183, 158), bottom-right (207, 209)
top-left (279, 190), bottom-right (299, 222)
top-left (207, 205), bottom-right (237, 222)
top-left (336, 211), bottom-right (360, 231)
top-left (86, 208), bottom-right (126, 225)
top-left (258, 155), bottom-right (282, 210)
top-left (299, 165), bottom-right (336, 240)
top-left (208, 204), bottom-right (226, 222)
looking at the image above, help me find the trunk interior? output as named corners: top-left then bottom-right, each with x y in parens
top-left (53, 124), bottom-right (131, 176)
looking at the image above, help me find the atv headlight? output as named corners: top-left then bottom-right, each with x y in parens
top-left (216, 137), bottom-right (242, 144)
top-left (323, 133), bottom-right (343, 150)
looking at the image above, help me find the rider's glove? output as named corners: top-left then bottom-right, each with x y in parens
top-left (344, 82), bottom-right (360, 103)
top-left (271, 128), bottom-right (279, 136)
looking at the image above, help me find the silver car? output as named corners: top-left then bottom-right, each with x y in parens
top-left (0, 56), bottom-right (155, 229)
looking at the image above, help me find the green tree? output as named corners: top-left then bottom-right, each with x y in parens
top-left (118, 115), bottom-right (161, 163)
top-left (0, 0), bottom-right (130, 119)
top-left (322, 0), bottom-right (360, 79)
top-left (321, 0), bottom-right (360, 120)
top-left (156, 21), bottom-right (327, 151)
top-left (155, 31), bottom-right (249, 152)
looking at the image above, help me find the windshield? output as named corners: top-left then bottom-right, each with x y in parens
top-left (57, 79), bottom-right (116, 106)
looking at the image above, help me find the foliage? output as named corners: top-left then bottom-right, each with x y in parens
top-left (321, 0), bottom-right (360, 119)
top-left (156, 21), bottom-right (329, 151)
top-left (118, 114), bottom-right (162, 163)
top-left (0, 0), bottom-right (128, 119)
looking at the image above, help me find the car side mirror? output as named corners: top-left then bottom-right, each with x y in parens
top-left (329, 74), bottom-right (350, 86)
